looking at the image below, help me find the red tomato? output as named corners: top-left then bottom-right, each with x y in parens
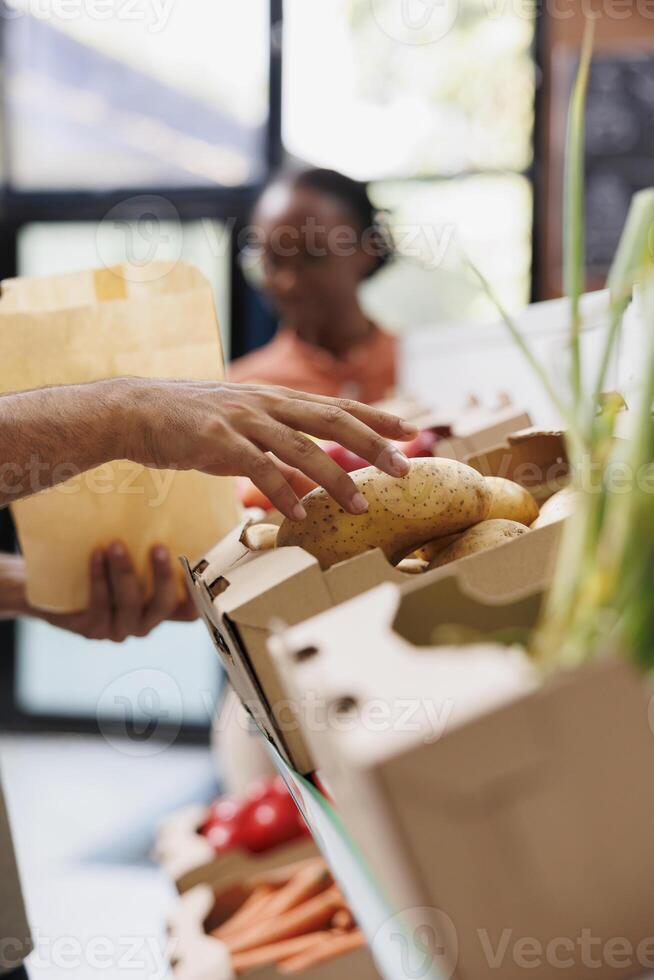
top-left (204, 820), bottom-right (243, 854)
top-left (323, 442), bottom-right (369, 472)
top-left (393, 429), bottom-right (440, 458)
top-left (200, 778), bottom-right (309, 856)
top-left (237, 477), bottom-right (273, 511)
top-left (241, 795), bottom-right (310, 853)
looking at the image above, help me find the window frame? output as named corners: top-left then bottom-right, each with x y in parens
top-left (0, 0), bottom-right (543, 741)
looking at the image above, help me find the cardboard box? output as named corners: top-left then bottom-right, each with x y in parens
top-left (167, 868), bottom-right (381, 980)
top-left (437, 404), bottom-right (533, 461)
top-left (184, 426), bottom-right (568, 775)
top-left (374, 396), bottom-right (531, 450)
top-left (154, 804), bottom-right (318, 894)
top-left (270, 570), bottom-right (654, 980)
top-left (466, 427), bottom-right (570, 502)
top-left (182, 524), bottom-right (410, 773)
top-left (184, 514), bottom-right (563, 776)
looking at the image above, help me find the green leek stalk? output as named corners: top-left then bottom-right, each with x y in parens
top-left (473, 18), bottom-right (654, 672)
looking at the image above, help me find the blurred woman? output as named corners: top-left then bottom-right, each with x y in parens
top-left (230, 167), bottom-right (396, 403)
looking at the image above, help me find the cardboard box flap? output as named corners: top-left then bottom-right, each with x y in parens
top-left (272, 576), bottom-right (540, 776)
top-left (404, 522), bottom-right (561, 618)
top-left (438, 409), bottom-right (533, 460)
top-left (377, 656), bottom-right (654, 980)
top-left (375, 394), bottom-right (531, 440)
top-left (323, 548), bottom-right (407, 605)
top-left (261, 527), bottom-right (559, 774)
top-left (213, 549), bottom-right (330, 630)
top-left (466, 429), bottom-right (569, 491)
top-left (181, 553), bottom-right (272, 734)
top-left (192, 537), bottom-right (407, 632)
top-left (392, 571), bottom-right (544, 646)
top-left (378, 655), bottom-right (629, 803)
top-left (186, 516), bottom-right (260, 588)
top-left (451, 405), bottom-right (529, 437)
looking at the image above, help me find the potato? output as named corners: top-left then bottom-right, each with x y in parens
top-left (531, 485), bottom-right (577, 528)
top-left (240, 523), bottom-right (279, 552)
top-left (277, 458), bottom-right (491, 570)
top-left (411, 531), bottom-right (463, 563)
top-left (485, 476), bottom-right (539, 526)
top-left (396, 557), bottom-right (430, 574)
top-left (428, 519), bottom-right (529, 569)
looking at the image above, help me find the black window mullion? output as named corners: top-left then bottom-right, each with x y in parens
top-left (268, 0), bottom-right (284, 172)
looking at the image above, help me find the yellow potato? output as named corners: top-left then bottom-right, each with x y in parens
top-left (396, 557), bottom-right (429, 574)
top-left (411, 531), bottom-right (463, 563)
top-left (240, 523), bottom-right (279, 552)
top-left (531, 485), bottom-right (577, 528)
top-left (277, 458), bottom-right (491, 570)
top-left (485, 476), bottom-right (539, 526)
top-left (428, 519), bottom-right (529, 569)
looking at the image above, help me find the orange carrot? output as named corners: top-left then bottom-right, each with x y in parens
top-left (212, 884), bottom-right (276, 940)
top-left (231, 932), bottom-right (327, 974)
top-left (255, 861), bottom-right (331, 922)
top-left (227, 885), bottom-right (343, 955)
top-left (278, 929), bottom-right (366, 973)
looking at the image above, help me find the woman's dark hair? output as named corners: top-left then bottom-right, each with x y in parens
top-left (264, 166), bottom-right (395, 278)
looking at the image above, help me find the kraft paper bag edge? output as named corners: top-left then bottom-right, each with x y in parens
top-left (1, 262), bottom-right (240, 611)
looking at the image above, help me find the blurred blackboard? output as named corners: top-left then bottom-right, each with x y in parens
top-left (583, 52), bottom-right (654, 275)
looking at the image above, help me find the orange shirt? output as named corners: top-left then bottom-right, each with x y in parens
top-left (229, 326), bottom-right (397, 403)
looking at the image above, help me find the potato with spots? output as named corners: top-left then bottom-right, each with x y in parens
top-left (276, 458), bottom-right (491, 570)
top-left (485, 476), bottom-right (539, 526)
top-left (428, 519), bottom-right (528, 569)
top-left (411, 531), bottom-right (463, 563)
top-left (531, 484), bottom-right (576, 528)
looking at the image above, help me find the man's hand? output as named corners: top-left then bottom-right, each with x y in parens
top-left (119, 380), bottom-right (417, 520)
top-left (0, 378), bottom-right (417, 515)
top-left (0, 547), bottom-right (197, 641)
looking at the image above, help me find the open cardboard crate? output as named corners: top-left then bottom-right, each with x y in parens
top-left (183, 426), bottom-right (569, 775)
top-left (466, 426), bottom-right (569, 502)
top-left (154, 804), bottom-right (318, 894)
top-left (371, 398), bottom-right (532, 461)
top-left (167, 863), bottom-right (381, 980)
top-left (269, 565), bottom-right (654, 980)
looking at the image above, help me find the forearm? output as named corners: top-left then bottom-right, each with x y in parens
top-left (0, 553), bottom-right (29, 619)
top-left (0, 379), bottom-right (130, 507)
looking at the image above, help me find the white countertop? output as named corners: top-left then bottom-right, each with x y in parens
top-left (0, 734), bottom-right (218, 980)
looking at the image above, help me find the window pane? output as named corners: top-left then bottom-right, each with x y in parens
top-left (360, 175), bottom-right (532, 329)
top-left (15, 218), bottom-right (231, 726)
top-left (17, 217), bottom-right (232, 357)
top-left (283, 0), bottom-right (535, 179)
top-left (5, 1), bottom-right (269, 190)
top-left (17, 618), bottom-right (219, 727)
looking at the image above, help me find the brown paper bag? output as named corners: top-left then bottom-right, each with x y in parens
top-left (0, 261), bottom-right (240, 612)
